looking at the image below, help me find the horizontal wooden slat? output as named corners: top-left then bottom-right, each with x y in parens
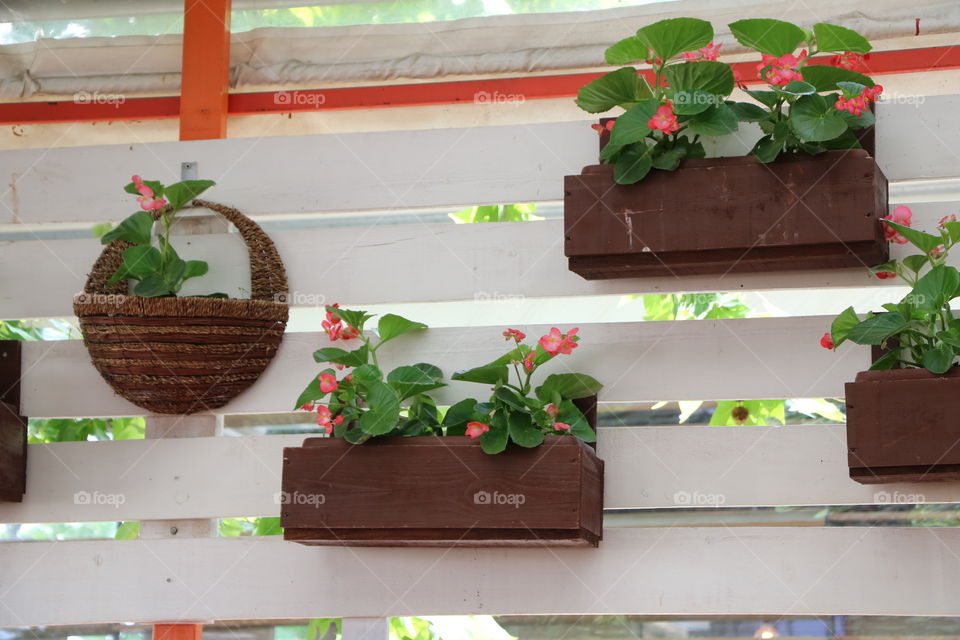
top-left (1, 96), bottom-right (957, 226)
top-left (21, 316), bottom-right (869, 418)
top-left (2, 528), bottom-right (959, 625)
top-left (2, 201), bottom-right (956, 320)
top-left (2, 426), bottom-right (958, 526)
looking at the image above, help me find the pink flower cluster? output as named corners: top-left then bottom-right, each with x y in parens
top-left (757, 50), bottom-right (807, 86)
top-left (131, 175), bottom-right (167, 211)
top-left (682, 41), bottom-right (722, 61)
top-left (539, 327), bottom-right (579, 356)
top-left (322, 303), bottom-right (360, 341)
top-left (590, 121), bottom-right (615, 136)
top-left (835, 85), bottom-right (882, 117)
top-left (831, 51), bottom-right (865, 71)
top-left (300, 402), bottom-right (344, 434)
top-left (881, 205), bottom-right (912, 245)
top-left (648, 103), bottom-right (680, 134)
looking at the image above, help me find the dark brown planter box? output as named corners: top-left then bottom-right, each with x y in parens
top-left (281, 434), bottom-right (604, 547)
top-left (0, 341), bottom-right (25, 502)
top-left (564, 149), bottom-right (889, 279)
top-left (846, 368), bottom-right (960, 483)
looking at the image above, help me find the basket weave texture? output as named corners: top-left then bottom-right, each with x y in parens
top-left (73, 200), bottom-right (289, 414)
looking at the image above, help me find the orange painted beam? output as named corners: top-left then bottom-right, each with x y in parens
top-left (179, 0), bottom-right (232, 140)
top-left (154, 625), bottom-right (202, 640)
top-left (0, 45), bottom-right (955, 126)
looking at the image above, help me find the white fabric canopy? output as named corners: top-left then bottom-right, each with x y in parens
top-left (0, 0), bottom-right (957, 100)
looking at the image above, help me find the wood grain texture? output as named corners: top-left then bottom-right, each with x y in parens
top-left (281, 435), bottom-right (603, 547)
top-left (0, 340), bottom-right (24, 502)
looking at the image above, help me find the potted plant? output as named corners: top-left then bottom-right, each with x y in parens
top-left (824, 206), bottom-right (960, 483)
top-left (73, 175), bottom-right (289, 414)
top-left (281, 307), bottom-right (604, 547)
top-left (565, 17), bottom-right (889, 279)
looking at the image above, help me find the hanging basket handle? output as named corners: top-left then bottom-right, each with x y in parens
top-left (83, 199), bottom-right (288, 302)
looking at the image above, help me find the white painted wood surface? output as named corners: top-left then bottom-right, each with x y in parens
top-left (2, 202), bottom-right (957, 320)
top-left (2, 426), bottom-right (957, 526)
top-left (20, 317), bottom-right (870, 418)
top-left (0, 97), bottom-right (957, 226)
top-left (2, 527), bottom-right (959, 626)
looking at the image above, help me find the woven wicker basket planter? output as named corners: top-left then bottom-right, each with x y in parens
top-left (73, 200), bottom-right (289, 415)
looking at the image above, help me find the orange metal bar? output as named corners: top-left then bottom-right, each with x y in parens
top-left (179, 0), bottom-right (232, 140)
top-left (154, 625), bottom-right (202, 640)
top-left (0, 45), bottom-right (955, 126)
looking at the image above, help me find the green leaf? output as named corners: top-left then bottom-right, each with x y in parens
top-left (662, 61), bottom-right (734, 96)
top-left (813, 23), bottom-right (872, 54)
top-left (452, 364), bottom-right (509, 385)
top-left (790, 93), bottom-right (848, 142)
top-left (576, 67), bottom-right (649, 113)
top-left (943, 221), bottom-right (960, 244)
top-left (911, 265), bottom-right (960, 312)
top-left (846, 312), bottom-right (909, 345)
top-left (830, 306), bottom-right (861, 348)
top-left (326, 306), bottom-right (373, 332)
top-left (124, 179), bottom-right (163, 197)
top-left (922, 344), bottom-right (955, 374)
top-left (480, 411), bottom-right (509, 454)
top-left (162, 258), bottom-right (187, 291)
top-left (537, 373), bottom-right (603, 401)
top-left (869, 349), bottom-right (901, 371)
top-left (351, 363), bottom-right (383, 384)
top-left (183, 260), bottom-right (208, 280)
top-left (779, 80), bottom-right (817, 96)
top-left (442, 398), bottom-right (478, 430)
top-left (494, 386), bottom-right (528, 412)
top-left (357, 380), bottom-right (401, 435)
top-left (903, 254), bottom-right (930, 274)
top-left (729, 19), bottom-right (807, 57)
top-left (377, 313), bottom-right (427, 344)
top-left (727, 101), bottom-right (769, 122)
top-left (608, 99), bottom-right (660, 146)
top-left (386, 364), bottom-right (446, 400)
top-left (747, 90), bottom-right (780, 108)
top-left (100, 210), bottom-right (154, 246)
top-left (132, 274), bottom-right (174, 297)
top-left (313, 345), bottom-right (369, 367)
top-left (635, 17), bottom-right (713, 61)
top-left (506, 410), bottom-right (544, 448)
top-left (558, 399), bottom-right (596, 442)
top-left (114, 521), bottom-right (140, 540)
top-left (686, 103), bottom-right (738, 137)
top-left (163, 179), bottom-right (215, 212)
top-left (604, 36), bottom-right (649, 65)
top-left (883, 221), bottom-right (942, 255)
top-left (614, 145), bottom-right (653, 184)
top-left (91, 222), bottom-right (113, 238)
top-left (669, 90), bottom-right (717, 115)
top-left (294, 376), bottom-right (324, 410)
top-left (252, 517), bottom-right (283, 536)
top-left (120, 244), bottom-right (162, 280)
top-left (799, 65), bottom-right (875, 92)
top-left (751, 135), bottom-right (783, 163)
top-left (651, 148), bottom-right (683, 171)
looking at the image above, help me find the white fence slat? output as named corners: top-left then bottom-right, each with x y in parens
top-left (2, 201), bottom-right (957, 320)
top-left (0, 97), bottom-right (957, 226)
top-left (20, 317), bottom-right (870, 418)
top-left (2, 426), bottom-right (958, 526)
top-left (1, 528), bottom-right (959, 626)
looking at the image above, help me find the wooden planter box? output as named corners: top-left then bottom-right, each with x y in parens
top-left (846, 368), bottom-right (960, 483)
top-left (0, 341), bottom-right (26, 502)
top-left (564, 149), bottom-right (889, 279)
top-left (281, 434), bottom-right (604, 547)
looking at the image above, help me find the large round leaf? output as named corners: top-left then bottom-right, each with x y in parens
top-left (800, 65), bottom-right (875, 91)
top-left (729, 19), bottom-right (807, 57)
top-left (614, 146), bottom-right (653, 184)
top-left (635, 17), bottom-right (713, 62)
top-left (686, 103), bottom-right (739, 137)
top-left (662, 61), bottom-right (734, 96)
top-left (789, 94), bottom-right (847, 142)
top-left (608, 99), bottom-right (659, 146)
top-left (813, 22), bottom-right (871, 54)
top-left (576, 67), bottom-right (650, 113)
top-left (605, 36), bottom-right (649, 65)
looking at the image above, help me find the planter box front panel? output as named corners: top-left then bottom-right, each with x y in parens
top-left (846, 368), bottom-right (960, 483)
top-left (281, 436), bottom-right (603, 547)
top-left (564, 150), bottom-right (888, 279)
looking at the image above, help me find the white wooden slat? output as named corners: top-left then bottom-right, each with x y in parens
top-left (2, 426), bottom-right (958, 526)
top-left (20, 316), bottom-right (869, 418)
top-left (2, 201), bottom-right (957, 321)
top-left (1, 97), bottom-right (957, 225)
top-left (2, 527), bottom-right (959, 626)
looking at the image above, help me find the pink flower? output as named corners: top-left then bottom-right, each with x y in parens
top-left (322, 304), bottom-right (360, 341)
top-left (545, 403), bottom-right (559, 419)
top-left (557, 327), bottom-right (579, 355)
top-left (131, 174), bottom-right (143, 185)
top-left (319, 372), bottom-right (338, 394)
top-left (553, 422), bottom-right (571, 431)
top-left (648, 103), bottom-right (680, 134)
top-left (523, 352), bottom-right (535, 373)
top-left (590, 121), bottom-right (615, 136)
top-left (300, 402), bottom-right (316, 411)
top-left (757, 50), bottom-right (807, 86)
top-left (820, 332), bottom-right (835, 350)
top-left (539, 327), bottom-right (579, 355)
top-left (316, 405), bottom-right (333, 432)
top-left (875, 271), bottom-right (897, 279)
top-left (503, 328), bottom-right (526, 342)
top-left (465, 421), bottom-right (489, 439)
top-left (136, 183), bottom-right (154, 198)
top-left (831, 51), bottom-right (864, 70)
top-left (733, 69), bottom-right (747, 90)
top-left (882, 206), bottom-right (912, 244)
top-left (136, 195), bottom-right (167, 211)
top-left (835, 85), bottom-right (882, 117)
top-left (930, 246), bottom-right (945, 258)
top-left (333, 415), bottom-right (344, 426)
top-left (682, 41), bottom-right (721, 61)
top-left (939, 214), bottom-right (957, 228)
